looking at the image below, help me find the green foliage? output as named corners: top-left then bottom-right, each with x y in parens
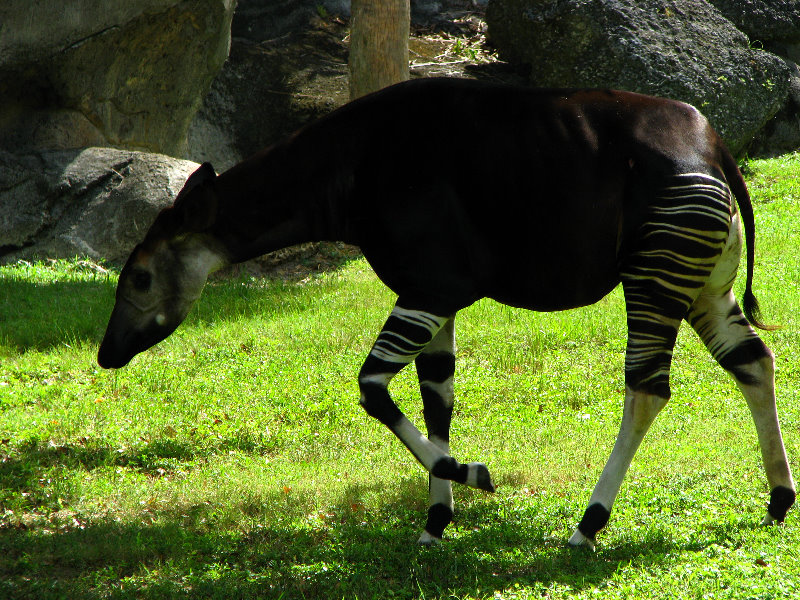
top-left (1, 155), bottom-right (799, 598)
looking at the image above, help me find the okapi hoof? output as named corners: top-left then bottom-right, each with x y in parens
top-left (431, 457), bottom-right (495, 491)
top-left (418, 503), bottom-right (452, 545)
top-left (763, 486), bottom-right (796, 525)
top-left (568, 528), bottom-right (596, 551)
top-left (570, 502), bottom-right (610, 550)
top-left (417, 531), bottom-right (442, 546)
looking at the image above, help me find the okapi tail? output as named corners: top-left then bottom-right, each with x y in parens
top-left (720, 145), bottom-right (776, 331)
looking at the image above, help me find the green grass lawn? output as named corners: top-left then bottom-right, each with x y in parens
top-left (1, 154), bottom-right (799, 599)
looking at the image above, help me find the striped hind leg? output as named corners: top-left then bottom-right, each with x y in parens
top-left (358, 304), bottom-right (495, 512)
top-left (571, 172), bottom-right (734, 548)
top-left (687, 291), bottom-right (795, 523)
top-left (568, 319), bottom-right (677, 549)
top-left (415, 317), bottom-right (457, 545)
top-left (569, 266), bottom-right (690, 549)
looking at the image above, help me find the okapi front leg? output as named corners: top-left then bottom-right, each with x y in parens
top-left (359, 305), bottom-right (495, 496)
top-left (416, 318), bottom-right (457, 545)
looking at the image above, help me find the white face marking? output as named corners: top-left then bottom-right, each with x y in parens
top-left (155, 313), bottom-right (167, 326)
top-left (180, 240), bottom-right (226, 279)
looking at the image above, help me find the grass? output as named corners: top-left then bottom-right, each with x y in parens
top-left (1, 153), bottom-right (799, 598)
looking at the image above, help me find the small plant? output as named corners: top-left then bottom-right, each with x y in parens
top-left (451, 37), bottom-right (479, 61)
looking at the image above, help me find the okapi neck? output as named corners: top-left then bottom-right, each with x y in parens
top-left (210, 141), bottom-right (353, 263)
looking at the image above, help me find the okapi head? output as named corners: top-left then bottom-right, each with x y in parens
top-left (98, 163), bottom-right (225, 369)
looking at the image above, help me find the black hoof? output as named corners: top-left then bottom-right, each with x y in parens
top-left (767, 486), bottom-right (796, 523)
top-left (471, 462), bottom-right (496, 493)
top-left (577, 502), bottom-right (611, 540)
top-left (423, 503), bottom-right (453, 540)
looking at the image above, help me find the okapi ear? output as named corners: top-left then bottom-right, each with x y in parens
top-left (180, 182), bottom-right (218, 234)
top-left (179, 162), bottom-right (216, 197)
top-left (174, 162), bottom-right (218, 233)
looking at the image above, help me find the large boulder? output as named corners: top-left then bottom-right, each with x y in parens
top-left (706, 0), bottom-right (800, 49)
top-left (0, 148), bottom-right (340, 273)
top-left (706, 1), bottom-right (800, 157)
top-left (485, 0), bottom-right (792, 155)
top-left (187, 17), bottom-right (350, 171)
top-left (749, 58), bottom-right (800, 157)
top-left (0, 0), bottom-right (236, 157)
top-left (0, 148), bottom-right (198, 265)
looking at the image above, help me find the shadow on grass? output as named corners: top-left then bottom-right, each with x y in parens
top-left (0, 278), bottom-right (114, 353)
top-left (0, 435), bottom-right (285, 515)
top-left (0, 463), bottom-right (742, 600)
top-left (0, 508), bottom-right (730, 600)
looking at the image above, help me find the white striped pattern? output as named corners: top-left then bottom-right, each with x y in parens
top-left (369, 307), bottom-right (448, 363)
top-left (622, 172), bottom-right (734, 393)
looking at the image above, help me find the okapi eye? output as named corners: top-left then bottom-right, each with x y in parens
top-left (132, 271), bottom-right (152, 292)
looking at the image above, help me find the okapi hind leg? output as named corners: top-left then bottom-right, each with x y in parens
top-left (358, 305), bottom-right (495, 510)
top-left (570, 267), bottom-right (688, 548)
top-left (569, 293), bottom-right (680, 549)
top-left (568, 386), bottom-right (669, 549)
top-left (569, 170), bottom-right (731, 549)
top-left (415, 318), bottom-right (457, 545)
top-left (687, 291), bottom-right (795, 524)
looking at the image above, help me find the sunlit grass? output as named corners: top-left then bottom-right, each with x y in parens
top-left (0, 155), bottom-right (798, 598)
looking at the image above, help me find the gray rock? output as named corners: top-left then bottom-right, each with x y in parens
top-left (0, 146), bottom-right (343, 273)
top-left (0, 1), bottom-right (177, 68)
top-left (0, 0), bottom-right (236, 156)
top-left (0, 148), bottom-right (198, 265)
top-left (188, 20), bottom-right (350, 171)
top-left (707, 0), bottom-right (800, 47)
top-left (705, 1), bottom-right (800, 156)
top-left (750, 59), bottom-right (800, 157)
top-left (485, 0), bottom-right (791, 155)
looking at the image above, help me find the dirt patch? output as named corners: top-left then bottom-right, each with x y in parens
top-left (214, 242), bottom-right (362, 282)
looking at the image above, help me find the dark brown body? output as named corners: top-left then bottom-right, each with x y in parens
top-left (202, 80), bottom-right (728, 315)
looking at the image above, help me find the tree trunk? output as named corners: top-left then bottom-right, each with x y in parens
top-left (349, 0), bottom-right (410, 100)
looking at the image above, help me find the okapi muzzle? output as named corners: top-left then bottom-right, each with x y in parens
top-left (98, 302), bottom-right (182, 369)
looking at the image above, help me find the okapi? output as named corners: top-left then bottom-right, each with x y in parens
top-left (98, 77), bottom-right (795, 548)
